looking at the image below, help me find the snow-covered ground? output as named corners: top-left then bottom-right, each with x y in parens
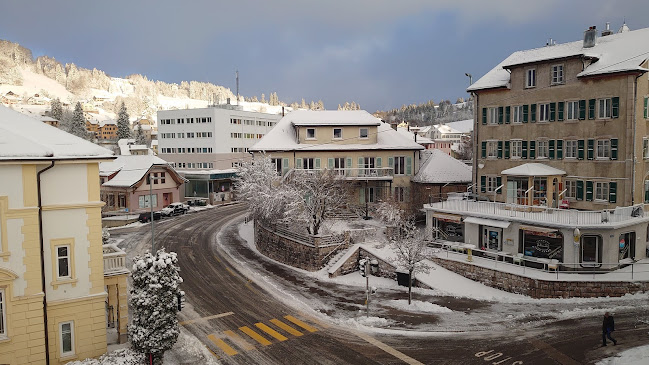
top-left (596, 344), bottom-right (649, 365)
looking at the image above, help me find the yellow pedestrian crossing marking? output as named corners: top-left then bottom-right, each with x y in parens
top-left (239, 326), bottom-right (272, 346)
top-left (208, 334), bottom-right (238, 356)
top-left (179, 311), bottom-right (234, 326)
top-left (255, 322), bottom-right (288, 341)
top-left (224, 330), bottom-right (255, 351)
top-left (270, 319), bottom-right (303, 337)
top-left (284, 315), bottom-right (318, 332)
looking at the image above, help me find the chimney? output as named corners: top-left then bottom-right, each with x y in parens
top-left (601, 22), bottom-right (613, 36)
top-left (226, 97), bottom-right (231, 105)
top-left (583, 26), bottom-right (597, 48)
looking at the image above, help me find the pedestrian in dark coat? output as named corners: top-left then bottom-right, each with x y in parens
top-left (602, 312), bottom-right (617, 346)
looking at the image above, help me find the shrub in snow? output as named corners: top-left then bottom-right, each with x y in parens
top-left (129, 249), bottom-right (184, 365)
top-left (102, 228), bottom-right (110, 245)
top-left (66, 348), bottom-right (145, 365)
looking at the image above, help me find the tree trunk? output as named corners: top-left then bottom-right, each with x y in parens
top-left (408, 269), bottom-right (413, 305)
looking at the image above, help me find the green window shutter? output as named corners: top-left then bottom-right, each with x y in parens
top-left (481, 176), bottom-right (486, 193)
top-left (504, 141), bottom-right (510, 159)
top-left (549, 102), bottom-right (556, 122)
top-left (530, 104), bottom-right (536, 123)
top-left (556, 140), bottom-right (563, 159)
top-left (481, 141), bottom-right (487, 158)
top-left (406, 157), bottom-right (412, 175)
top-left (578, 140), bottom-right (585, 160)
top-left (611, 138), bottom-right (618, 160)
top-left (497, 141), bottom-right (503, 159)
top-left (549, 140), bottom-right (555, 159)
top-left (315, 158), bottom-right (321, 169)
top-left (585, 181), bottom-right (593, 201)
top-left (612, 97), bottom-right (619, 118)
top-left (296, 158), bottom-right (303, 169)
top-left (645, 182), bottom-right (649, 203)
top-left (576, 181), bottom-right (584, 201)
top-left (609, 182), bottom-right (617, 203)
top-left (482, 108), bottom-right (487, 125)
top-left (505, 106), bottom-right (511, 124)
top-left (376, 157), bottom-right (382, 168)
top-left (328, 158), bottom-right (334, 169)
top-left (388, 157), bottom-right (394, 168)
top-left (522, 140), bottom-right (528, 159)
top-left (588, 99), bottom-right (595, 119)
top-left (498, 106), bottom-right (504, 124)
top-left (282, 158), bottom-right (289, 175)
top-left (587, 139), bottom-right (594, 160)
top-left (496, 176), bottom-right (502, 194)
top-left (644, 97), bottom-right (648, 119)
top-left (346, 157), bottom-right (352, 168)
top-left (579, 100), bottom-right (586, 120)
top-left (529, 141), bottom-right (536, 159)
top-left (360, 188), bottom-right (365, 204)
top-left (558, 102), bottom-right (564, 121)
top-left (523, 105), bottom-right (529, 123)
top-left (358, 157), bottom-right (364, 168)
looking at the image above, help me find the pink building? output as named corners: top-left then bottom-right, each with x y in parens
top-left (100, 155), bottom-right (186, 213)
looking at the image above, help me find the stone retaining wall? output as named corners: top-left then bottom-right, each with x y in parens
top-left (432, 257), bottom-right (649, 298)
top-left (329, 247), bottom-right (397, 279)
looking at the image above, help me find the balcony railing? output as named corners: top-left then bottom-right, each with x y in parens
top-left (285, 167), bottom-right (394, 180)
top-left (425, 199), bottom-right (646, 226)
top-left (103, 244), bottom-right (130, 276)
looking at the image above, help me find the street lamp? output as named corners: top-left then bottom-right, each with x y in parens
top-left (465, 73), bottom-right (473, 86)
top-left (148, 172), bottom-right (165, 253)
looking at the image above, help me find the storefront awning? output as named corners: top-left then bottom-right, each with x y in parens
top-left (520, 225), bottom-right (560, 235)
top-left (433, 213), bottom-right (462, 223)
top-left (463, 217), bottom-right (511, 229)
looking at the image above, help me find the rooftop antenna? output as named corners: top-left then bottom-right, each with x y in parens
top-left (235, 70), bottom-right (239, 106)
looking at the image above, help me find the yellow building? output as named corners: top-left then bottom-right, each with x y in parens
top-left (0, 105), bottom-right (129, 364)
top-left (249, 110), bottom-right (424, 212)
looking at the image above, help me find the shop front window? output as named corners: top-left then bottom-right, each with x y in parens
top-left (434, 219), bottom-right (464, 242)
top-left (481, 227), bottom-right (501, 251)
top-left (533, 178), bottom-right (547, 205)
top-left (619, 232), bottom-right (636, 261)
top-left (522, 229), bottom-right (563, 260)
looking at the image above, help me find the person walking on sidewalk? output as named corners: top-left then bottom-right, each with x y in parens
top-left (602, 312), bottom-right (617, 346)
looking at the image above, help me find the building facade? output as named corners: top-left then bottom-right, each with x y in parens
top-left (426, 25), bottom-right (649, 269)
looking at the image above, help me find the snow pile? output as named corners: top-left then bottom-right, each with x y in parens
top-left (66, 348), bottom-right (144, 365)
top-left (339, 315), bottom-right (393, 329)
top-left (384, 299), bottom-right (452, 313)
top-left (596, 344), bottom-right (649, 365)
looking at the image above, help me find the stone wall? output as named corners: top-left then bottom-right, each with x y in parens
top-left (255, 223), bottom-right (350, 271)
top-left (432, 257), bottom-right (649, 298)
top-left (329, 246), bottom-right (397, 279)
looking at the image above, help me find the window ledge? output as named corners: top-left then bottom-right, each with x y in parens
top-left (60, 354), bottom-right (78, 362)
top-left (0, 336), bottom-right (10, 344)
top-left (51, 278), bottom-right (78, 289)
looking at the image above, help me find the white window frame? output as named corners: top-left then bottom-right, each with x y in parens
top-left (565, 180), bottom-right (577, 199)
top-left (512, 105), bottom-right (524, 124)
top-left (538, 103), bottom-right (550, 122)
top-left (303, 158), bottom-right (315, 170)
top-left (551, 64), bottom-right (564, 84)
top-left (488, 107), bottom-right (498, 125)
top-left (394, 187), bottom-right (406, 202)
top-left (306, 128), bottom-right (316, 140)
top-left (596, 139), bottom-right (611, 160)
top-left (566, 100), bottom-right (579, 121)
top-left (394, 156), bottom-right (405, 175)
top-left (598, 98), bottom-right (612, 119)
top-left (0, 289), bottom-right (5, 338)
top-left (595, 182), bottom-right (609, 201)
top-left (643, 138), bottom-right (649, 159)
top-left (536, 140), bottom-right (549, 159)
top-left (60, 321), bottom-right (75, 357)
top-left (359, 128), bottom-right (369, 139)
top-left (526, 68), bottom-right (536, 88)
top-left (333, 128), bottom-right (342, 139)
top-left (486, 176), bottom-right (498, 193)
top-left (565, 140), bottom-right (578, 159)
top-left (511, 140), bottom-right (522, 159)
top-left (486, 141), bottom-right (498, 158)
top-left (56, 245), bottom-right (71, 279)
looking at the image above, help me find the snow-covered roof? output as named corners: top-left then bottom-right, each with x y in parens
top-left (250, 111), bottom-right (424, 152)
top-left (100, 155), bottom-right (185, 187)
top-left (287, 110), bottom-right (382, 126)
top-left (396, 127), bottom-right (434, 144)
top-left (0, 105), bottom-right (113, 161)
top-left (99, 119), bottom-right (116, 127)
top-left (40, 116), bottom-right (58, 122)
top-left (468, 27), bottom-right (649, 92)
top-left (501, 163), bottom-right (566, 176)
top-left (442, 119), bottom-right (473, 134)
top-left (412, 149), bottom-right (472, 184)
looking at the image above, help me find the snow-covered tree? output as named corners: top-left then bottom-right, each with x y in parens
top-left (134, 122), bottom-right (147, 145)
top-left (67, 102), bottom-right (88, 139)
top-left (390, 224), bottom-right (431, 305)
top-left (50, 97), bottom-right (63, 122)
top-left (117, 102), bottom-right (132, 140)
top-left (129, 249), bottom-right (184, 365)
top-left (102, 228), bottom-right (110, 244)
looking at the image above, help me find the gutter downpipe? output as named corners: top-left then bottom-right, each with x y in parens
top-left (37, 160), bottom-right (55, 365)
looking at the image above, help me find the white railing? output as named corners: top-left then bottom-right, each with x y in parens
top-left (285, 167), bottom-right (394, 179)
top-left (103, 244), bottom-right (129, 276)
top-left (426, 199), bottom-right (645, 226)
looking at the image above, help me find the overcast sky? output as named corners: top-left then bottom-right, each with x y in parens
top-left (1, 1), bottom-right (648, 112)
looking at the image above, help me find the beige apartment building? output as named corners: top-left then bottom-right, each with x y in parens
top-left (249, 110), bottom-right (424, 212)
top-left (425, 25), bottom-right (649, 269)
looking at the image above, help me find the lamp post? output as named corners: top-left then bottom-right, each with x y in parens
top-left (465, 73), bottom-right (473, 86)
top-left (148, 172), bottom-right (164, 253)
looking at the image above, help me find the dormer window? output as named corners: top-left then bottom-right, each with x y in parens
top-left (359, 128), bottom-right (369, 139)
top-left (333, 128), bottom-right (342, 139)
top-left (306, 128), bottom-right (316, 140)
top-left (526, 68), bottom-right (536, 88)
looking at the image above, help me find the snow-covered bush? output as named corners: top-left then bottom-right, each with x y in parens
top-left (129, 249), bottom-right (184, 365)
top-left (102, 228), bottom-right (110, 245)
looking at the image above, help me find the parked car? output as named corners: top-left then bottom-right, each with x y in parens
top-left (161, 202), bottom-right (190, 217)
top-left (138, 211), bottom-right (162, 223)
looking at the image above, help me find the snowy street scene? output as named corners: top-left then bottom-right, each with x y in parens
top-left (2, 2), bottom-right (649, 365)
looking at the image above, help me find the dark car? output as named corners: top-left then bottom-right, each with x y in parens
top-left (138, 211), bottom-right (162, 223)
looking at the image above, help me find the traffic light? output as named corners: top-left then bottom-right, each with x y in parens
top-left (358, 259), bottom-right (367, 277)
top-left (177, 290), bottom-right (185, 312)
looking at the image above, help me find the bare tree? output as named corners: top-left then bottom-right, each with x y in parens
top-left (390, 221), bottom-right (431, 305)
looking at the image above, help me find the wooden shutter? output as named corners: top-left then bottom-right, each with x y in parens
top-left (315, 158), bottom-right (321, 169)
top-left (481, 176), bottom-right (486, 193)
top-left (588, 99), bottom-right (595, 119)
top-left (482, 108), bottom-right (487, 125)
top-left (497, 141), bottom-right (503, 159)
top-left (388, 157), bottom-right (394, 168)
top-left (611, 138), bottom-right (618, 160)
top-left (522, 140), bottom-right (528, 159)
top-left (550, 102), bottom-right (556, 122)
top-left (579, 100), bottom-right (586, 120)
top-left (549, 140), bottom-right (555, 159)
top-left (496, 177), bottom-right (502, 194)
top-left (282, 158), bottom-right (289, 175)
top-left (578, 140), bottom-right (585, 160)
top-left (376, 157), bottom-right (382, 168)
top-left (406, 157), bottom-right (412, 175)
top-left (523, 105), bottom-right (529, 123)
top-left (556, 140), bottom-right (563, 159)
top-left (576, 181), bottom-right (584, 201)
top-left (587, 139), bottom-right (594, 160)
top-left (346, 157), bottom-right (352, 169)
top-left (558, 102), bottom-right (564, 121)
top-left (505, 106), bottom-right (511, 124)
top-left (530, 104), bottom-right (536, 123)
top-left (644, 97), bottom-right (648, 119)
top-left (529, 141), bottom-right (536, 159)
top-left (612, 97), bottom-right (619, 118)
top-left (481, 141), bottom-right (487, 158)
top-left (328, 158), bottom-right (334, 169)
top-left (504, 141), bottom-right (510, 159)
top-left (609, 182), bottom-right (617, 203)
top-left (296, 158), bottom-right (303, 169)
top-left (498, 106), bottom-right (504, 124)
top-left (586, 181), bottom-right (593, 201)
top-left (358, 157), bottom-right (364, 168)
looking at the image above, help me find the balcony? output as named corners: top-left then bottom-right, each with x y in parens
top-left (425, 199), bottom-right (647, 228)
top-left (103, 244), bottom-right (130, 277)
top-left (285, 167), bottom-right (394, 181)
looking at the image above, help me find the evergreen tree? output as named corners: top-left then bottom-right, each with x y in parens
top-left (260, 93), bottom-right (266, 104)
top-left (129, 249), bottom-right (184, 365)
top-left (135, 123), bottom-right (147, 145)
top-left (50, 98), bottom-right (63, 122)
top-left (67, 102), bottom-right (88, 139)
top-left (117, 102), bottom-right (132, 139)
